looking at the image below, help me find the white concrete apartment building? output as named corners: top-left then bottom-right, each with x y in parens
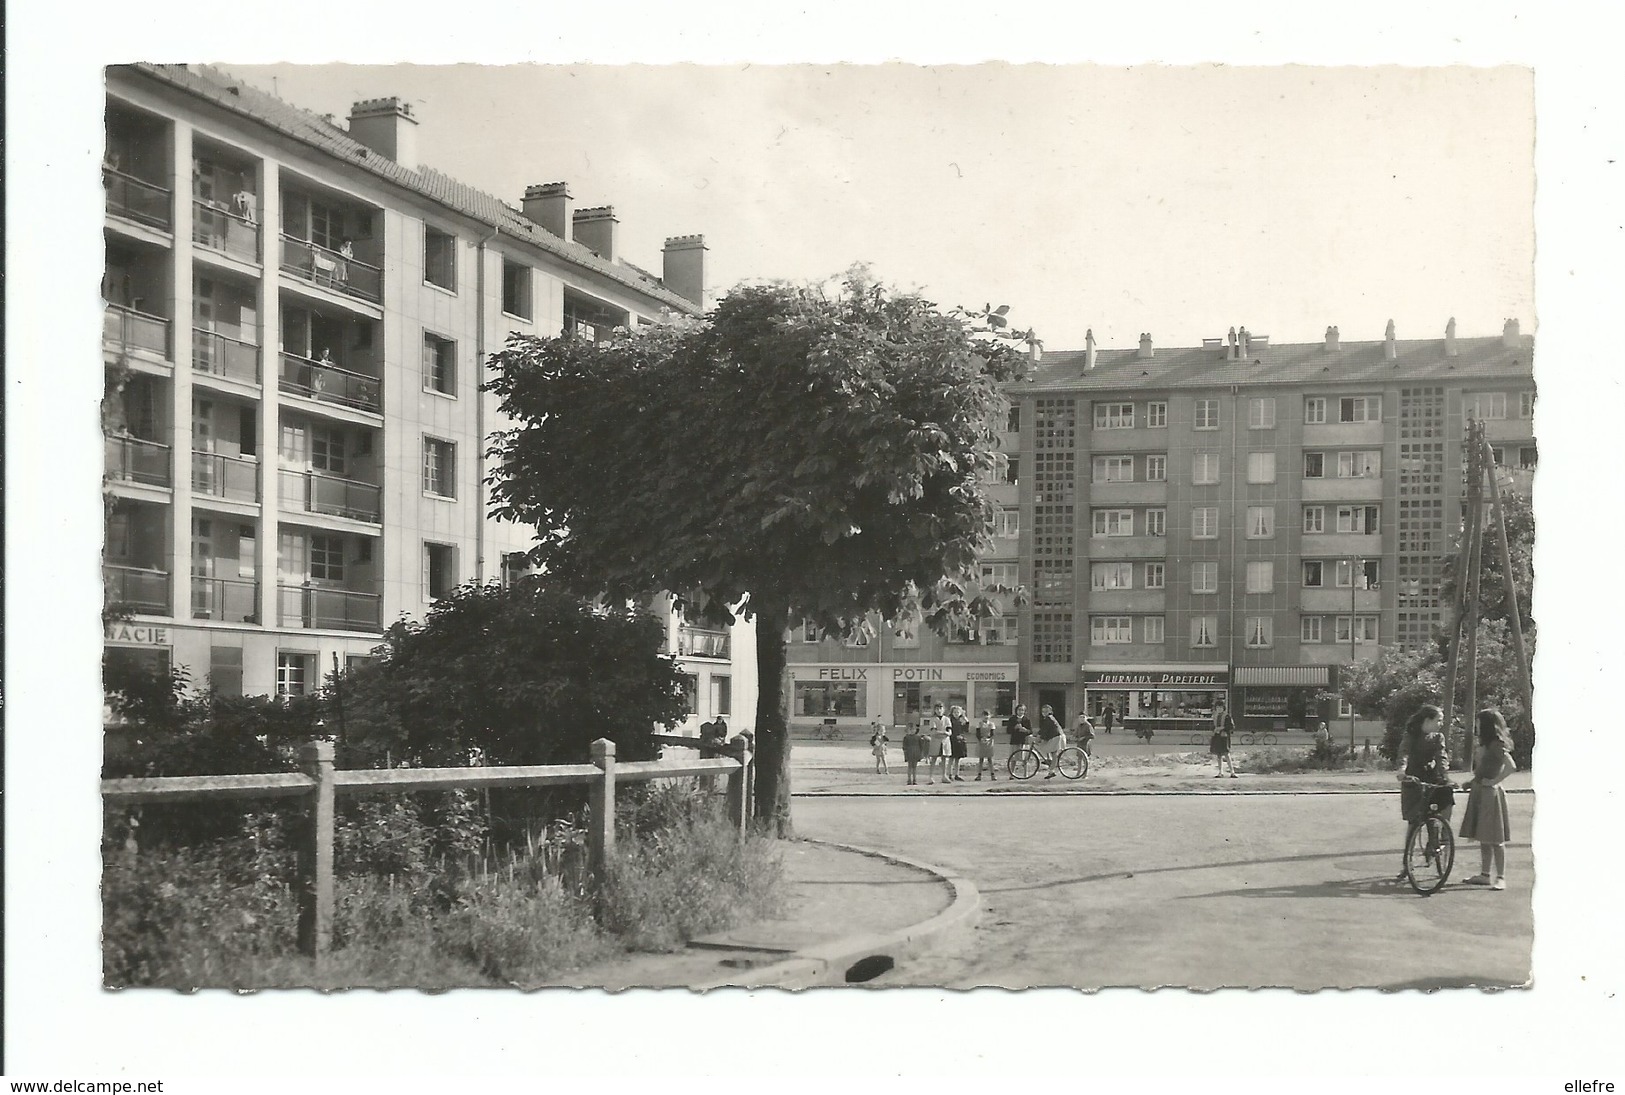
top-left (102, 63), bottom-right (754, 728)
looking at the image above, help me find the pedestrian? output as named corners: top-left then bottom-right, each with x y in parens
top-left (1101, 703), bottom-right (1116, 735)
top-left (974, 709), bottom-right (999, 780)
top-left (926, 702), bottom-right (951, 784)
top-left (1396, 703), bottom-right (1453, 881)
top-left (1210, 704), bottom-right (1237, 778)
top-left (870, 722), bottom-right (890, 775)
top-left (336, 237), bottom-right (354, 284)
top-left (1073, 711), bottom-right (1096, 757)
top-left (1459, 709), bottom-right (1517, 890)
top-left (901, 723), bottom-right (924, 786)
top-left (1036, 704), bottom-right (1066, 779)
top-left (1315, 721), bottom-right (1332, 750)
top-left (948, 705), bottom-right (971, 781)
top-left (1005, 703), bottom-right (1033, 750)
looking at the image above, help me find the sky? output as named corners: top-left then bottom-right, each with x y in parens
top-left (223, 63), bottom-right (1535, 351)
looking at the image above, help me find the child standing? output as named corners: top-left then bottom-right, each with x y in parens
top-left (948, 705), bottom-right (971, 781)
top-left (1211, 705), bottom-right (1237, 778)
top-left (1459, 709), bottom-right (1517, 890)
top-left (901, 724), bottom-right (924, 786)
top-left (870, 723), bottom-right (890, 775)
top-left (973, 710), bottom-right (998, 781)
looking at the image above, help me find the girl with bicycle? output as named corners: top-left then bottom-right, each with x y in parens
top-left (1459, 708), bottom-right (1517, 890)
top-left (1396, 703), bottom-right (1453, 880)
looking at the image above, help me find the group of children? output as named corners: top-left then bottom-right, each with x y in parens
top-left (1398, 704), bottom-right (1519, 890)
top-left (869, 705), bottom-right (1004, 785)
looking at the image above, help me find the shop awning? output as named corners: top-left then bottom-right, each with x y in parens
top-left (1233, 666), bottom-right (1331, 686)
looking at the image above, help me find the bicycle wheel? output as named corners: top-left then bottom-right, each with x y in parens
top-left (1404, 818), bottom-right (1456, 895)
top-left (1008, 747), bottom-right (1041, 780)
top-left (1262, 734), bottom-right (1277, 746)
top-left (1056, 746), bottom-right (1089, 780)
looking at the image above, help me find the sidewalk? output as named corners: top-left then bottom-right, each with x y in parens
top-left (537, 839), bottom-right (966, 989)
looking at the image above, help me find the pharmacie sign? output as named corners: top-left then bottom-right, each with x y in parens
top-left (105, 623), bottom-right (170, 646)
top-left (1082, 668), bottom-right (1228, 687)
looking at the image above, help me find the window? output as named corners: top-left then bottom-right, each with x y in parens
top-left (423, 542), bottom-right (456, 599)
top-left (802, 619), bottom-right (820, 642)
top-left (311, 427), bottom-right (346, 475)
top-left (1192, 452), bottom-right (1220, 485)
top-left (1303, 560), bottom-right (1325, 587)
top-left (1005, 455), bottom-right (1021, 486)
top-left (1301, 616), bottom-right (1323, 643)
top-left (1245, 617), bottom-right (1273, 648)
top-left (1145, 508), bottom-right (1166, 537)
top-left (981, 562), bottom-right (1020, 590)
top-left (1005, 403), bottom-right (1021, 433)
top-left (679, 673), bottom-right (699, 716)
top-left (1336, 615), bottom-right (1380, 644)
top-left (1303, 505), bottom-right (1326, 534)
top-left (1518, 391), bottom-right (1535, 419)
top-left (1091, 616), bottom-right (1133, 644)
top-left (891, 617), bottom-right (921, 648)
top-left (1246, 506), bottom-right (1275, 539)
top-left (1304, 397), bottom-right (1328, 424)
top-left (1335, 558), bottom-right (1381, 589)
top-left (1337, 451), bottom-right (1381, 478)
top-left (1339, 395), bottom-right (1382, 423)
top-left (423, 333), bottom-right (456, 396)
top-left (501, 260), bottom-right (532, 319)
top-left (1249, 397), bottom-right (1276, 429)
top-left (1192, 506), bottom-right (1218, 539)
top-left (1035, 572), bottom-right (1074, 600)
top-left (1092, 509), bottom-right (1134, 537)
top-left (424, 226), bottom-right (456, 291)
top-left (1335, 505), bottom-right (1380, 534)
top-left (1093, 455), bottom-right (1135, 482)
top-left (276, 652), bottom-right (315, 697)
top-left (709, 675), bottom-right (732, 716)
top-left (1464, 391), bottom-right (1508, 420)
top-left (1303, 452), bottom-right (1326, 478)
top-left (1143, 616), bottom-right (1165, 644)
top-left (794, 681), bottom-right (866, 718)
top-left (1192, 561), bottom-right (1218, 594)
top-left (501, 551), bottom-right (529, 588)
top-left (423, 437), bottom-right (456, 498)
top-left (992, 508), bottom-right (1019, 538)
top-left (1247, 452), bottom-right (1276, 484)
top-left (310, 534), bottom-right (344, 581)
top-left (1518, 445), bottom-right (1538, 470)
top-left (1191, 616), bottom-right (1218, 648)
top-left (1146, 401), bottom-right (1168, 428)
top-left (209, 645), bottom-right (243, 697)
top-left (1194, 399), bottom-right (1220, 430)
top-left (1246, 561), bottom-right (1274, 594)
top-left (1094, 402), bottom-right (1134, 429)
top-left (1091, 562), bottom-right (1134, 591)
top-left (984, 615), bottom-right (1018, 645)
top-left (1146, 455), bottom-right (1167, 482)
top-left (1144, 562), bottom-right (1165, 589)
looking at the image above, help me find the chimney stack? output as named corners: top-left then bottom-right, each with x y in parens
top-left (1325, 325), bottom-right (1340, 352)
top-left (572, 206), bottom-right (618, 262)
top-left (347, 98), bottom-right (418, 166)
top-left (1136, 333), bottom-right (1154, 360)
top-left (1445, 317), bottom-right (1459, 357)
top-left (1503, 317), bottom-right (1521, 347)
top-left (1227, 326), bottom-right (1239, 360)
top-left (661, 235), bottom-right (707, 307)
top-left (1239, 326), bottom-right (1251, 358)
top-left (1384, 319), bottom-right (1397, 361)
top-left (522, 182), bottom-right (573, 240)
top-left (1083, 328), bottom-right (1097, 371)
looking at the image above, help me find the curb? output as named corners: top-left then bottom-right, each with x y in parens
top-left (689, 839), bottom-right (981, 990)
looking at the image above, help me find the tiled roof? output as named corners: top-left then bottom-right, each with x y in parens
top-left (1021, 334), bottom-right (1535, 392)
top-left (123, 63), bottom-right (701, 315)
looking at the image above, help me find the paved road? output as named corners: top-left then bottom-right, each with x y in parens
top-left (793, 791), bottom-right (1534, 990)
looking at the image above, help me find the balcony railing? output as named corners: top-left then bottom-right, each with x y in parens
top-left (105, 565), bottom-right (170, 615)
top-left (105, 435), bottom-right (171, 488)
top-left (192, 200), bottom-right (260, 263)
top-left (278, 353), bottom-right (382, 414)
top-left (279, 235), bottom-right (382, 303)
top-left (193, 450), bottom-right (260, 503)
top-left (193, 328), bottom-right (261, 384)
top-left (104, 304), bottom-right (172, 360)
top-left (678, 626), bottom-right (731, 659)
top-left (104, 168), bottom-right (172, 230)
top-left (278, 468), bottom-right (381, 523)
top-left (278, 583), bottom-right (381, 632)
top-left (190, 575), bottom-right (260, 623)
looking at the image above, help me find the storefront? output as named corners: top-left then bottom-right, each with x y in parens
top-left (787, 663), bottom-right (1019, 732)
top-left (1080, 664), bottom-right (1229, 737)
top-left (1232, 665), bottom-right (1334, 731)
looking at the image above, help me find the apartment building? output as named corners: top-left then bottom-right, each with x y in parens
top-left (102, 63), bottom-right (753, 729)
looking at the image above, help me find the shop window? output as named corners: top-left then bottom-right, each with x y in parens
top-left (795, 682), bottom-right (866, 718)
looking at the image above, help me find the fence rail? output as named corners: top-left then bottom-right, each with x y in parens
top-left (101, 737), bottom-right (753, 964)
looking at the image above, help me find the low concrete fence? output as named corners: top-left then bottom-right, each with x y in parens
top-left (101, 736), bottom-right (754, 965)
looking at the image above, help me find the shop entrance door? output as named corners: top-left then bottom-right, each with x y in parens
top-left (1038, 688), bottom-right (1067, 726)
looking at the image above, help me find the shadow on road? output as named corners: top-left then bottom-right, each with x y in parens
top-left (983, 847), bottom-right (1393, 894)
top-left (1176, 875), bottom-right (1483, 900)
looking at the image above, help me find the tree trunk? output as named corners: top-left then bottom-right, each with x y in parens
top-left (750, 595), bottom-right (794, 838)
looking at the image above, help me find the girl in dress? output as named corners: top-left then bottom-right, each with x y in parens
top-left (1459, 709), bottom-right (1518, 890)
top-left (870, 722), bottom-right (890, 775)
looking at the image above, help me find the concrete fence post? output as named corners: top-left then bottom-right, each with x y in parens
top-left (296, 739), bottom-right (336, 964)
top-left (588, 738), bottom-right (617, 877)
top-left (725, 737), bottom-right (753, 836)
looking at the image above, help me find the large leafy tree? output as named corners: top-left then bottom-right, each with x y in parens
top-left (486, 273), bottom-right (1029, 834)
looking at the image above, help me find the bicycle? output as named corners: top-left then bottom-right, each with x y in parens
top-left (1400, 775), bottom-right (1459, 896)
top-left (813, 722), bottom-right (843, 741)
top-left (1239, 731), bottom-right (1278, 746)
top-left (1007, 733), bottom-right (1088, 780)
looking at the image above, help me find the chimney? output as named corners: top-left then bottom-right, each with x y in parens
top-left (1239, 326), bottom-right (1251, 358)
top-left (1136, 332), bottom-right (1154, 360)
top-left (1445, 317), bottom-right (1459, 357)
top-left (661, 235), bottom-right (707, 307)
top-left (572, 206), bottom-right (618, 261)
top-left (1503, 317), bottom-right (1521, 347)
top-left (1227, 326), bottom-right (1239, 360)
top-left (347, 98), bottom-right (418, 165)
top-left (1325, 325), bottom-right (1340, 352)
top-left (522, 182), bottom-right (573, 239)
top-left (1083, 328), bottom-right (1097, 371)
top-left (1384, 319), bottom-right (1397, 361)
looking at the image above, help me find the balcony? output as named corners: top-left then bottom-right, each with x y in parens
top-left (278, 583), bottom-right (381, 632)
top-left (190, 575), bottom-right (260, 623)
top-left (193, 451), bottom-right (260, 503)
top-left (278, 353), bottom-right (381, 414)
top-left (105, 565), bottom-right (170, 616)
top-left (192, 200), bottom-right (260, 263)
top-left (104, 168), bottom-right (172, 230)
top-left (279, 236), bottom-right (382, 303)
top-left (105, 435), bottom-right (171, 488)
top-left (279, 469), bottom-right (381, 524)
top-left (193, 328), bottom-right (261, 385)
top-left (104, 304), bottom-right (171, 360)
top-left (678, 626), bottom-right (731, 659)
